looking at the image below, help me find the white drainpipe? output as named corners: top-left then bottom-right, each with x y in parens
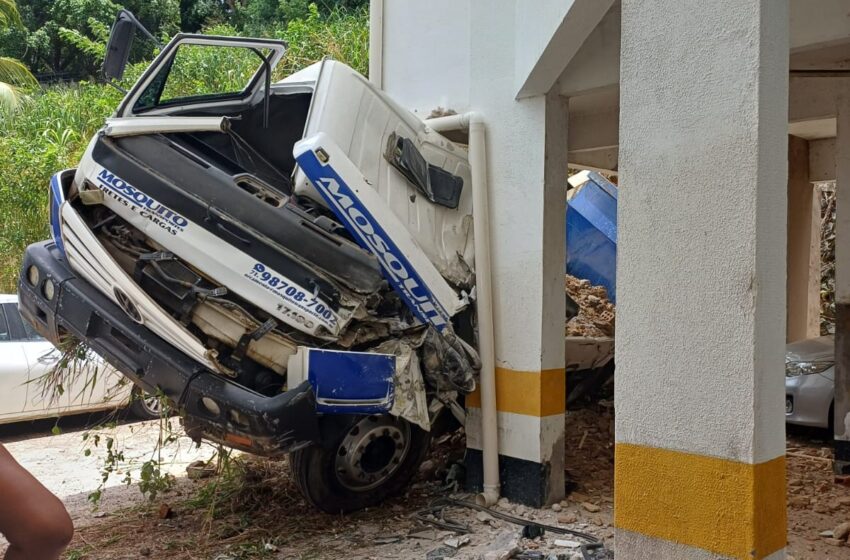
top-left (369, 0), bottom-right (384, 89)
top-left (425, 113), bottom-right (500, 506)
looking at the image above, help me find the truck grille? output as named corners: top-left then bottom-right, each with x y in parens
top-left (60, 204), bottom-right (217, 369)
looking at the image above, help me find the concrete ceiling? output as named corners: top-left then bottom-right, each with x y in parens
top-left (569, 87), bottom-right (618, 115)
top-left (791, 42), bottom-right (850, 71)
top-left (563, 0), bottom-right (850, 171)
top-left (788, 118), bottom-right (837, 140)
top-left (559, 0), bottom-right (850, 100)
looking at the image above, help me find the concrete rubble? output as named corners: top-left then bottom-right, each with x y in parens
top-left (564, 275), bottom-right (615, 337)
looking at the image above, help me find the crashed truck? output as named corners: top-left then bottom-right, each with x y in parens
top-left (17, 16), bottom-right (612, 513)
top-left (18, 21), bottom-right (484, 513)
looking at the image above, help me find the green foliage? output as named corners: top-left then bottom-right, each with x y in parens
top-left (180, 0), bottom-right (228, 32)
top-left (83, 405), bottom-right (179, 505)
top-left (0, 0), bottom-right (23, 27)
top-left (3, 0), bottom-right (369, 78)
top-left (58, 16), bottom-right (113, 60)
top-left (278, 3), bottom-right (368, 76)
top-left (155, 36), bottom-right (266, 101)
top-left (2, 0), bottom-right (180, 77)
top-left (66, 547), bottom-right (91, 560)
top-left (0, 0), bottom-right (36, 112)
top-left (0, 80), bottom-right (123, 288)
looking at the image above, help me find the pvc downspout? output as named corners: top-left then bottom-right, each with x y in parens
top-left (425, 113), bottom-right (500, 506)
top-left (368, 0), bottom-right (383, 89)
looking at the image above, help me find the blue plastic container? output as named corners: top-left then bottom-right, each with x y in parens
top-left (566, 171), bottom-right (618, 303)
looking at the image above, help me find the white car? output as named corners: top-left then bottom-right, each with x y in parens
top-left (0, 294), bottom-right (159, 424)
top-left (785, 335), bottom-right (835, 429)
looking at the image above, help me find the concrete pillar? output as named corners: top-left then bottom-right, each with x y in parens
top-left (616, 1), bottom-right (788, 558)
top-left (376, 0), bottom-right (570, 507)
top-left (462, 4), bottom-right (568, 506)
top-left (465, 88), bottom-right (568, 507)
top-left (786, 135), bottom-right (821, 343)
top-left (834, 94), bottom-right (850, 473)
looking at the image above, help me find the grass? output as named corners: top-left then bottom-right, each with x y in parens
top-left (0, 5), bottom-right (368, 292)
top-left (0, 81), bottom-right (121, 290)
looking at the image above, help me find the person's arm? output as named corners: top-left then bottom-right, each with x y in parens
top-left (0, 444), bottom-right (73, 560)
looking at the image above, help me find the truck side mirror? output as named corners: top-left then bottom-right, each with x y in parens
top-left (103, 10), bottom-right (161, 82)
top-left (103, 10), bottom-right (136, 81)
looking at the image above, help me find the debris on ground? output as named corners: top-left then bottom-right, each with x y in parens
top-left (833, 521), bottom-right (850, 540)
top-left (428, 107), bottom-right (458, 119)
top-left (157, 503), bottom-right (173, 519)
top-left (565, 275), bottom-right (615, 337)
top-left (185, 459), bottom-right (216, 480)
top-left (564, 403), bottom-right (615, 501)
top-left (7, 405), bottom-right (847, 558)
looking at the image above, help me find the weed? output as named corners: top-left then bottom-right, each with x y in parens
top-left (65, 547), bottom-right (92, 560)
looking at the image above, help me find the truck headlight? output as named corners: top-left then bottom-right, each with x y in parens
top-left (200, 397), bottom-right (221, 417)
top-left (43, 278), bottom-right (55, 301)
top-left (785, 361), bottom-right (834, 377)
top-left (27, 265), bottom-right (40, 287)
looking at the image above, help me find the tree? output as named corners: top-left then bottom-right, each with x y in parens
top-left (1, 0), bottom-right (180, 78)
top-left (0, 0), bottom-right (36, 112)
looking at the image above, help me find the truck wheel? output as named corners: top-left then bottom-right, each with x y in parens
top-left (128, 386), bottom-right (163, 420)
top-left (290, 415), bottom-right (430, 513)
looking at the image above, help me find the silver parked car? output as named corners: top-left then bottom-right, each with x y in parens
top-left (785, 335), bottom-right (835, 429)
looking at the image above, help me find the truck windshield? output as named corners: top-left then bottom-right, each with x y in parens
top-left (134, 43), bottom-right (271, 112)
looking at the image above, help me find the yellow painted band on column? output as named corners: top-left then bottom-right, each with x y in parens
top-left (614, 443), bottom-right (786, 560)
top-left (466, 367), bottom-right (565, 416)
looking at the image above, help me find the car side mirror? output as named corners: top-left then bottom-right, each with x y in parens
top-left (103, 10), bottom-right (136, 81)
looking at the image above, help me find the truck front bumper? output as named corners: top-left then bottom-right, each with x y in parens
top-left (18, 240), bottom-right (320, 456)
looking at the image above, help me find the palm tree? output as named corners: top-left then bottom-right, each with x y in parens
top-left (0, 0), bottom-right (36, 112)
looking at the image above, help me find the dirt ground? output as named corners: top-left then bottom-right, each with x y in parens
top-left (562, 404), bottom-right (850, 560)
top-left (0, 405), bottom-right (847, 559)
top-left (0, 417), bottom-right (215, 553)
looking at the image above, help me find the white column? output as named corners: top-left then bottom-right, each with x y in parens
top-left (786, 135), bottom-right (820, 343)
top-left (833, 92), bottom-right (850, 472)
top-left (463, 1), bottom-right (568, 506)
top-left (616, 1), bottom-right (788, 558)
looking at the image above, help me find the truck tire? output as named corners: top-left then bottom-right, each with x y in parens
top-left (128, 386), bottom-right (163, 420)
top-left (290, 414), bottom-right (430, 513)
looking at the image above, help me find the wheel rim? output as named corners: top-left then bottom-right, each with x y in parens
top-left (333, 415), bottom-right (411, 491)
top-left (140, 392), bottom-right (162, 417)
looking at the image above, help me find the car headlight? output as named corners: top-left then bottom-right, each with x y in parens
top-left (785, 361), bottom-right (834, 377)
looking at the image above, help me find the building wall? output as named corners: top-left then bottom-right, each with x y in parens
top-left (378, 0), bottom-right (570, 505)
top-left (381, 1), bottom-right (472, 115)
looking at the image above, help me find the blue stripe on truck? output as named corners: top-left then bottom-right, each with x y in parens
top-left (295, 146), bottom-right (451, 332)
